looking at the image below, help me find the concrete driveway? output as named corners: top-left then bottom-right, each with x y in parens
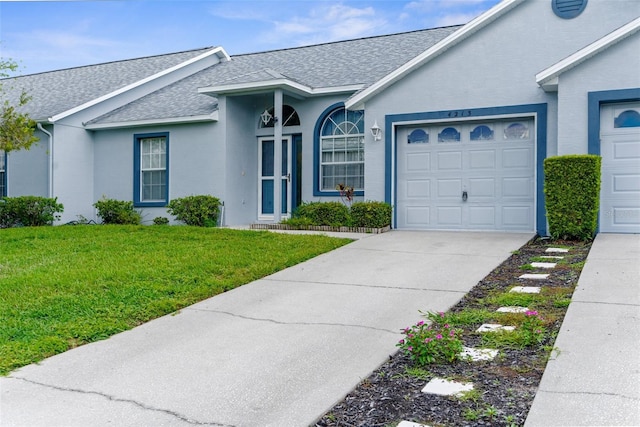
top-left (0, 230), bottom-right (532, 427)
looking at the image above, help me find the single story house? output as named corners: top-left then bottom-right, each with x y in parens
top-left (2, 0), bottom-right (639, 234)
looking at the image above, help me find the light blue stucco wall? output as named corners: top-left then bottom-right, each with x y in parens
top-left (93, 122), bottom-right (223, 224)
top-left (557, 33), bottom-right (640, 155)
top-left (5, 129), bottom-right (49, 198)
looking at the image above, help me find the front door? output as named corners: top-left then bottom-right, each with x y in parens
top-left (258, 136), bottom-right (292, 220)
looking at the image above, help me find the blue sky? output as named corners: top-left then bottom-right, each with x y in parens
top-left (1, 0), bottom-right (501, 76)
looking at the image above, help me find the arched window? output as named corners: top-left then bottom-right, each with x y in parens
top-left (614, 110), bottom-right (640, 128)
top-left (438, 126), bottom-right (460, 143)
top-left (319, 107), bottom-right (364, 191)
top-left (504, 122), bottom-right (529, 140)
top-left (408, 129), bottom-right (429, 144)
top-left (470, 125), bottom-right (494, 141)
top-left (258, 105), bottom-right (300, 128)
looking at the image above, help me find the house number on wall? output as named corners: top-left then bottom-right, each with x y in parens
top-left (446, 110), bottom-right (473, 118)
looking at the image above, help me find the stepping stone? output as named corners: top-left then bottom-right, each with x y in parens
top-left (519, 273), bottom-right (549, 280)
top-left (546, 247), bottom-right (569, 253)
top-left (460, 347), bottom-right (499, 361)
top-left (540, 255), bottom-right (564, 259)
top-left (398, 422), bottom-right (431, 427)
top-left (476, 323), bottom-right (516, 333)
top-left (421, 378), bottom-right (473, 396)
top-left (531, 262), bottom-right (557, 269)
top-left (497, 306), bottom-right (529, 313)
top-left (511, 286), bottom-right (542, 293)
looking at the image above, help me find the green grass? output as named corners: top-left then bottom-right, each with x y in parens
top-left (0, 225), bottom-right (351, 375)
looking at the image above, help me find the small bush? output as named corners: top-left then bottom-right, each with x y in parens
top-left (544, 155), bottom-right (601, 240)
top-left (153, 216), bottom-right (169, 225)
top-left (0, 196), bottom-right (64, 228)
top-left (294, 201), bottom-right (350, 227)
top-left (167, 195), bottom-right (220, 227)
top-left (93, 198), bottom-right (141, 225)
top-left (397, 313), bottom-right (464, 365)
top-left (350, 201), bottom-right (392, 228)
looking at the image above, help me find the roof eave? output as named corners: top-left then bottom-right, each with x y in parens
top-left (344, 0), bottom-right (525, 110)
top-left (198, 80), bottom-right (363, 98)
top-left (536, 17), bottom-right (640, 92)
top-left (83, 111), bottom-right (219, 130)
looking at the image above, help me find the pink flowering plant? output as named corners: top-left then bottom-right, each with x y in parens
top-left (520, 310), bottom-right (546, 346)
top-left (397, 313), bottom-right (464, 365)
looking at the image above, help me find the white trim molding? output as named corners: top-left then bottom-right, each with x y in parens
top-left (536, 17), bottom-right (640, 92)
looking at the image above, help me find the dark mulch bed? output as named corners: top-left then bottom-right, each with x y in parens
top-left (314, 236), bottom-right (592, 427)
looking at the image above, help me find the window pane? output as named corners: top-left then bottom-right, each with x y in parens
top-left (319, 108), bottom-right (365, 191)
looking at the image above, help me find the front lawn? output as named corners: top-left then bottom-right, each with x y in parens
top-left (0, 225), bottom-right (350, 375)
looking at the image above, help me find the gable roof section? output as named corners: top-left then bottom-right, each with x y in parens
top-left (197, 26), bottom-right (461, 98)
top-left (536, 17), bottom-right (640, 92)
top-left (1, 47), bottom-right (227, 122)
top-left (344, 0), bottom-right (525, 110)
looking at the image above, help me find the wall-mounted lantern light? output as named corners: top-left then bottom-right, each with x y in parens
top-left (260, 109), bottom-right (277, 126)
top-left (371, 120), bottom-right (382, 141)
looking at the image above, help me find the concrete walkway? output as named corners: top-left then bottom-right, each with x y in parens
top-left (0, 231), bottom-right (531, 427)
top-left (525, 233), bottom-right (640, 427)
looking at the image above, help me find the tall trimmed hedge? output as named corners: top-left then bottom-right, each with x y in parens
top-left (544, 154), bottom-right (601, 240)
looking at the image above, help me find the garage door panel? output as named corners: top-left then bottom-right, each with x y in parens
top-left (612, 174), bottom-right (640, 193)
top-left (612, 208), bottom-right (640, 225)
top-left (406, 179), bottom-right (431, 198)
top-left (468, 206), bottom-right (495, 226)
top-left (438, 179), bottom-right (462, 197)
top-left (613, 140), bottom-right (640, 160)
top-left (437, 151), bottom-right (462, 170)
top-left (437, 207), bottom-right (462, 225)
top-left (503, 177), bottom-right (533, 198)
top-left (469, 178), bottom-right (495, 198)
top-left (469, 150), bottom-right (496, 169)
top-left (502, 148), bottom-right (532, 168)
top-left (406, 152), bottom-right (431, 172)
top-left (406, 206), bottom-right (431, 226)
top-left (502, 206), bottom-right (532, 227)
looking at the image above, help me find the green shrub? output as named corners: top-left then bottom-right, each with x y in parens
top-left (280, 216), bottom-right (315, 227)
top-left (0, 196), bottom-right (64, 228)
top-left (93, 198), bottom-right (141, 225)
top-left (544, 155), bottom-right (601, 240)
top-left (167, 195), bottom-right (220, 227)
top-left (153, 216), bottom-right (169, 225)
top-left (350, 201), bottom-right (392, 228)
top-left (294, 201), bottom-right (350, 227)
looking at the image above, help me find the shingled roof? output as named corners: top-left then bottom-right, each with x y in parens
top-left (4, 25), bottom-right (462, 126)
top-left (1, 48), bottom-right (214, 121)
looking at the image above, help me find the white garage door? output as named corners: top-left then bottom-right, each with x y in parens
top-left (600, 102), bottom-right (640, 233)
top-left (396, 118), bottom-right (535, 231)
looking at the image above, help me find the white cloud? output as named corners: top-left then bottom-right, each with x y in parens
top-left (266, 2), bottom-right (386, 47)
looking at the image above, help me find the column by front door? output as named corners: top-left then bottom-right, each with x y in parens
top-left (258, 136), bottom-right (291, 220)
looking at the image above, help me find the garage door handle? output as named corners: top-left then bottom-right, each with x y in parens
top-left (462, 191), bottom-right (468, 202)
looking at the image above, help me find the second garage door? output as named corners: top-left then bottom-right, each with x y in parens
top-left (396, 118), bottom-right (535, 231)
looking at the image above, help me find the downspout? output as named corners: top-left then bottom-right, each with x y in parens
top-left (37, 123), bottom-right (53, 198)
